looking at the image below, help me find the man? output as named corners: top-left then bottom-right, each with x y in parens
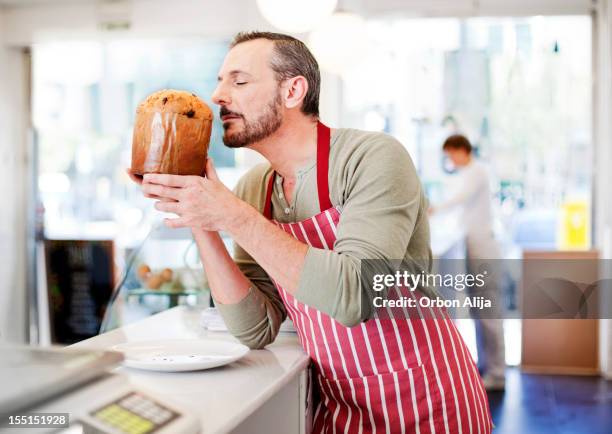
top-left (134, 32), bottom-right (492, 433)
top-left (430, 134), bottom-right (506, 392)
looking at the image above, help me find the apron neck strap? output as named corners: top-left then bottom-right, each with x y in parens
top-left (263, 121), bottom-right (332, 220)
top-left (263, 170), bottom-right (275, 220)
top-left (316, 121), bottom-right (333, 212)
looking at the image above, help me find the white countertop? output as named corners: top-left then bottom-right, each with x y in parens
top-left (72, 306), bottom-right (310, 434)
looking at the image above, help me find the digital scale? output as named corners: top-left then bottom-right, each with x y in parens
top-left (0, 346), bottom-right (200, 434)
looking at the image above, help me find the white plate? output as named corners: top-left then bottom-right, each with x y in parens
top-left (112, 339), bottom-right (250, 372)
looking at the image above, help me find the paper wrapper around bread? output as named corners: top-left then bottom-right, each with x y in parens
top-left (131, 107), bottom-right (213, 176)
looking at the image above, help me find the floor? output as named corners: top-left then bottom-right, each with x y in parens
top-left (488, 368), bottom-right (612, 433)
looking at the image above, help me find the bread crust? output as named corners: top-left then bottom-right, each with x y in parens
top-left (136, 89), bottom-right (213, 120)
top-left (131, 89), bottom-right (213, 176)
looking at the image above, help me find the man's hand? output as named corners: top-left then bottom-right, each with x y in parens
top-left (127, 168), bottom-right (180, 202)
top-left (131, 162), bottom-right (256, 307)
top-left (126, 169), bottom-right (143, 186)
top-left (141, 158), bottom-right (253, 232)
top-left (136, 158), bottom-right (307, 295)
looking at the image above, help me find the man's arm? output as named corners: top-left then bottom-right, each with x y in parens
top-left (224, 208), bottom-right (309, 293)
top-left (191, 228), bottom-right (287, 349)
top-left (135, 164), bottom-right (286, 349)
top-left (223, 134), bottom-right (428, 327)
top-left (143, 136), bottom-right (428, 329)
top-left (190, 229), bottom-right (251, 304)
top-left (433, 165), bottom-right (483, 212)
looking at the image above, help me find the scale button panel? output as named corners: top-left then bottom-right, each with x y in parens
top-left (91, 392), bottom-right (178, 434)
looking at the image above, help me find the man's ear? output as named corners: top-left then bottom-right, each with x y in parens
top-left (282, 76), bottom-right (309, 110)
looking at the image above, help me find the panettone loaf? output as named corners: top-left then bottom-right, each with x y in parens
top-left (131, 89), bottom-right (213, 176)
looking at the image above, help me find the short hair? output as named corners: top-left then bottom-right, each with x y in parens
top-left (230, 31), bottom-right (320, 117)
top-left (443, 134), bottom-right (473, 153)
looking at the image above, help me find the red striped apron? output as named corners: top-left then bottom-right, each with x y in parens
top-left (263, 122), bottom-right (493, 434)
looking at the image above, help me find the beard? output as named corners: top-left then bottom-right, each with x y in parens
top-left (221, 92), bottom-right (283, 148)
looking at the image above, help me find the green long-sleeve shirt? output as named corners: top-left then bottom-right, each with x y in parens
top-left (215, 127), bottom-right (432, 349)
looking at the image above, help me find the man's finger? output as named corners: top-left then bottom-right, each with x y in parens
top-left (126, 169), bottom-right (143, 186)
top-left (144, 193), bottom-right (177, 202)
top-left (164, 217), bottom-right (190, 229)
top-left (142, 183), bottom-right (182, 200)
top-left (144, 192), bottom-right (177, 201)
top-left (205, 158), bottom-right (219, 181)
top-left (155, 201), bottom-right (181, 214)
top-left (143, 173), bottom-right (190, 187)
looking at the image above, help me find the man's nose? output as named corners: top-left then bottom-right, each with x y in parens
top-left (211, 83), bottom-right (230, 106)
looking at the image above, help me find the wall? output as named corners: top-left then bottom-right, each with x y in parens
top-left (0, 0), bottom-right (595, 47)
top-left (1, 0), bottom-right (267, 46)
top-left (0, 7), bottom-right (29, 343)
top-left (595, 0), bottom-right (612, 380)
top-left (363, 0), bottom-right (593, 16)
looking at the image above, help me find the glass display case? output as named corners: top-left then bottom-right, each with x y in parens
top-left (99, 224), bottom-right (220, 332)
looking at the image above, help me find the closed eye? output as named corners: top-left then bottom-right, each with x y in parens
top-left (235, 82), bottom-right (247, 86)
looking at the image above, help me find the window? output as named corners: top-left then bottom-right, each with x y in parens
top-left (33, 38), bottom-right (249, 243)
top-left (342, 16), bottom-right (592, 251)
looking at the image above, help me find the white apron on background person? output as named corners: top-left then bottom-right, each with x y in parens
top-left (434, 159), bottom-right (506, 385)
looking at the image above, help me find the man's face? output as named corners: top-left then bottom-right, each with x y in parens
top-left (212, 39), bottom-right (284, 148)
top-left (445, 148), bottom-right (470, 168)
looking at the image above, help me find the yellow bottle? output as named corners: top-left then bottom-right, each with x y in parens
top-left (558, 199), bottom-right (590, 250)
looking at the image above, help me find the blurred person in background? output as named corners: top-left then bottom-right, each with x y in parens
top-left (430, 134), bottom-right (506, 391)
